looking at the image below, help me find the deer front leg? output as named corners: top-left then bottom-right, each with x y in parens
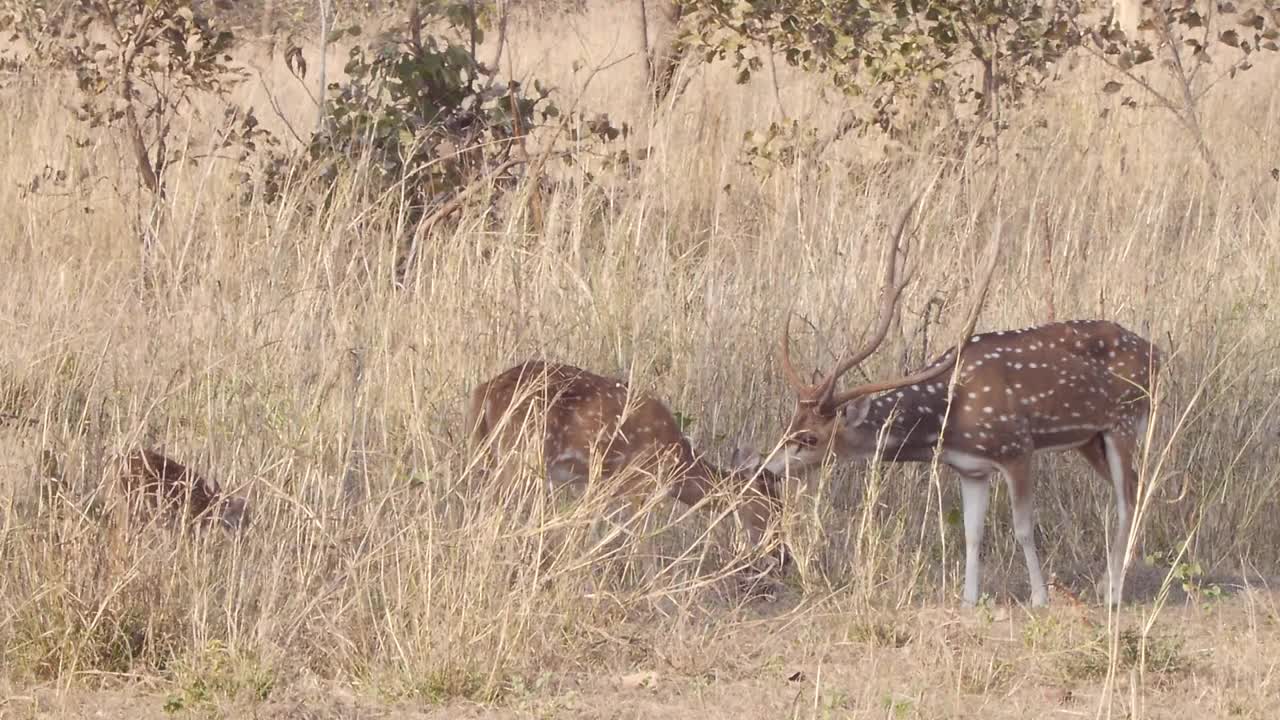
top-left (960, 476), bottom-right (991, 607)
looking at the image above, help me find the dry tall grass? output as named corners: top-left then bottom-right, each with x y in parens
top-left (2, 3), bottom-right (1279, 717)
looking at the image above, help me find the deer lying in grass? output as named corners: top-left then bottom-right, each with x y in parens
top-left (466, 361), bottom-right (787, 569)
top-left (767, 200), bottom-right (1161, 607)
top-left (5, 411), bottom-right (251, 534)
top-left (117, 448), bottom-right (251, 532)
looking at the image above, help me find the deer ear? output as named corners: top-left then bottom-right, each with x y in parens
top-left (839, 396), bottom-right (873, 426)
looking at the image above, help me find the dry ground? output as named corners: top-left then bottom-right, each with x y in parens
top-left (4, 588), bottom-right (1280, 719)
top-left (3, 1), bottom-right (1280, 718)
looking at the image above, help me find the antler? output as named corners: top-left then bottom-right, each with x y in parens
top-left (778, 311), bottom-right (808, 392)
top-left (779, 194), bottom-right (921, 403)
top-left (791, 192), bottom-right (922, 409)
top-left (827, 199), bottom-right (1004, 408)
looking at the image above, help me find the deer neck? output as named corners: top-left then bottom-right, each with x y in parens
top-left (839, 385), bottom-right (953, 463)
top-left (670, 458), bottom-right (723, 507)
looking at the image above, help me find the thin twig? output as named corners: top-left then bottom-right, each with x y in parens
top-left (766, 39), bottom-right (787, 118)
top-left (1041, 214), bottom-right (1057, 323)
top-left (316, 0), bottom-right (330, 135)
top-left (485, 0), bottom-right (508, 76)
top-left (251, 66), bottom-right (307, 146)
top-left (1070, 14), bottom-right (1221, 178)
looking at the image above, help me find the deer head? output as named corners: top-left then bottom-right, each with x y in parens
top-left (120, 449), bottom-right (251, 533)
top-left (215, 494), bottom-right (251, 532)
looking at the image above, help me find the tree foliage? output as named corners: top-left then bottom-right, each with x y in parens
top-left (678, 0), bottom-right (1280, 160)
top-left (1, 0), bottom-right (266, 197)
top-left (680, 0), bottom-right (1079, 133)
top-left (298, 4), bottom-right (559, 212)
top-left (2, 0), bottom-right (630, 262)
top-left (255, 2), bottom-right (633, 284)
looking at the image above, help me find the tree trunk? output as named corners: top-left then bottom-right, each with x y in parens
top-left (1113, 0), bottom-right (1140, 37)
top-left (260, 0), bottom-right (276, 37)
top-left (640, 0), bottom-right (683, 101)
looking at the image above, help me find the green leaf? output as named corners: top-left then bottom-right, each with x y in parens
top-left (1102, 80), bottom-right (1122, 94)
top-left (944, 508), bottom-right (962, 528)
top-left (1239, 12), bottom-right (1264, 30)
top-left (1220, 30), bottom-right (1240, 47)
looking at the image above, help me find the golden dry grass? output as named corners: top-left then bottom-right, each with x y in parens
top-left (2, 2), bottom-right (1280, 718)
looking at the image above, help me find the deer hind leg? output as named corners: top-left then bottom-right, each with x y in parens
top-left (1001, 455), bottom-right (1048, 607)
top-left (1075, 436), bottom-right (1118, 604)
top-left (1074, 435), bottom-right (1111, 479)
top-left (1101, 431), bottom-right (1139, 606)
top-left (959, 476), bottom-right (991, 607)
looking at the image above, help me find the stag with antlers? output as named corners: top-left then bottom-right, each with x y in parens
top-left (769, 203), bottom-right (1161, 607)
top-left (467, 361), bottom-right (787, 569)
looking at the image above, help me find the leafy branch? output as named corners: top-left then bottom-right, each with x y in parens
top-left (1074, 0), bottom-right (1280, 178)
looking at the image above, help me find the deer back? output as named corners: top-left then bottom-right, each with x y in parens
top-left (848, 320), bottom-right (1161, 461)
top-left (468, 361), bottom-right (691, 483)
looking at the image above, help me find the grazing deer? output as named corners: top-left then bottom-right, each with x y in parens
top-left (466, 361), bottom-right (786, 567)
top-left (118, 449), bottom-right (251, 532)
top-left (767, 206), bottom-right (1160, 607)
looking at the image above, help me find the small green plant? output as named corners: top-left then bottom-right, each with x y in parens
top-left (880, 694), bottom-right (913, 719)
top-left (1026, 613), bottom-right (1191, 683)
top-left (943, 507), bottom-right (963, 530)
top-left (169, 643), bottom-right (277, 709)
top-left (408, 667), bottom-right (501, 705)
top-left (742, 119), bottom-right (819, 176)
top-left (307, 9), bottom-right (557, 202)
top-left (846, 618), bottom-right (914, 649)
top-left (672, 411), bottom-right (696, 434)
top-left (817, 689), bottom-right (852, 716)
top-left (1145, 550), bottom-right (1225, 604)
top-left (161, 695), bottom-right (184, 714)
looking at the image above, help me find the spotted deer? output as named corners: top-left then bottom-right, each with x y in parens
top-left (118, 449), bottom-right (251, 532)
top-left (767, 209), bottom-right (1161, 607)
top-left (466, 361), bottom-right (786, 566)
